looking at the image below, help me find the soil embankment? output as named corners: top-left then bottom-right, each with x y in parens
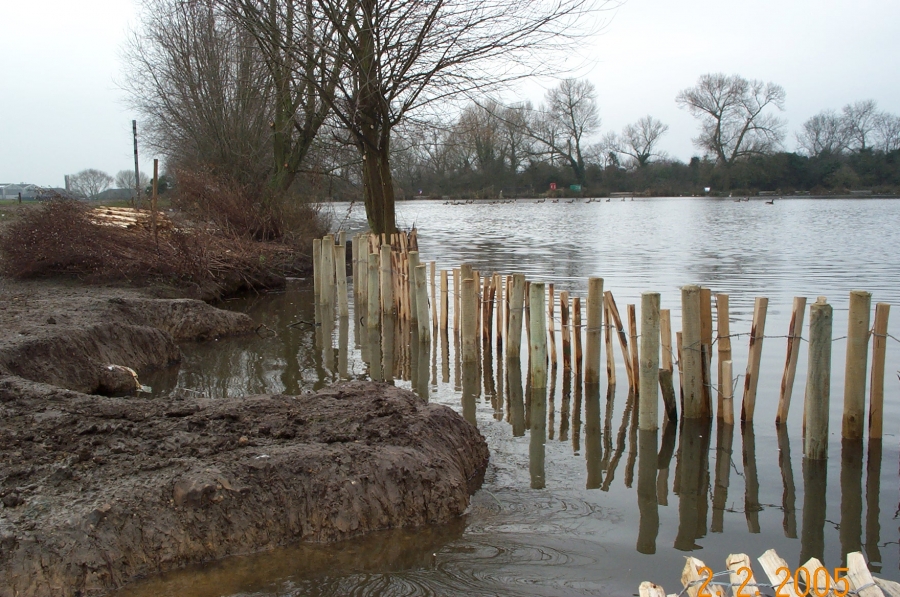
top-left (0, 280), bottom-right (489, 596)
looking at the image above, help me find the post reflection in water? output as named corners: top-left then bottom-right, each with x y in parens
top-left (366, 322), bottom-right (383, 382)
top-left (548, 365), bottom-right (557, 441)
top-left (416, 331), bottom-right (430, 401)
top-left (338, 316), bottom-right (348, 380)
top-left (637, 429), bottom-right (660, 554)
top-left (800, 457), bottom-right (828, 563)
top-left (776, 424), bottom-right (797, 538)
top-left (441, 330), bottom-right (450, 385)
top-left (530, 384), bottom-right (547, 489)
top-left (321, 307), bottom-right (335, 374)
top-left (572, 371), bottom-right (583, 455)
top-left (584, 383), bottom-right (603, 489)
top-left (711, 420), bottom-right (735, 533)
top-left (840, 438), bottom-right (864, 563)
top-left (483, 343), bottom-right (498, 420)
top-left (602, 388), bottom-right (634, 492)
top-left (674, 418), bottom-right (711, 551)
top-left (657, 420), bottom-right (677, 507)
top-left (865, 439), bottom-right (883, 572)
top-left (461, 359), bottom-right (479, 427)
top-left (507, 358), bottom-right (526, 437)
top-left (560, 359), bottom-right (571, 442)
top-left (742, 422), bottom-right (761, 534)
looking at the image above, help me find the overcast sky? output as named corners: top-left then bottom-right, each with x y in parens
top-left (2, 0), bottom-right (899, 187)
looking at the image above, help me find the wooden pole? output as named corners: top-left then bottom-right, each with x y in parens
top-left (313, 238), bottom-right (322, 297)
top-left (605, 291), bottom-right (634, 388)
top-left (366, 252), bottom-right (380, 329)
top-left (453, 268), bottom-right (461, 333)
top-left (548, 284), bottom-right (557, 370)
top-left (776, 297), bottom-right (807, 424)
top-left (700, 287), bottom-right (713, 412)
top-left (321, 235), bottom-right (335, 306)
top-left (335, 232), bottom-right (349, 317)
top-left (741, 297), bottom-right (768, 422)
top-left (351, 235), bottom-right (359, 301)
top-left (605, 303), bottom-right (616, 386)
top-left (430, 261), bottom-right (438, 329)
top-left (804, 299), bottom-right (832, 459)
top-left (628, 304), bottom-right (640, 393)
top-left (681, 285), bottom-right (704, 418)
top-left (414, 264), bottom-right (430, 342)
top-left (639, 292), bottom-right (661, 431)
top-left (573, 296), bottom-right (583, 380)
top-left (530, 283), bottom-right (548, 388)
top-left (869, 303), bottom-right (890, 439)
top-left (494, 273), bottom-right (503, 347)
top-left (715, 294), bottom-right (731, 417)
top-left (461, 277), bottom-right (478, 363)
top-left (378, 244), bottom-right (392, 316)
top-left (151, 158), bottom-right (159, 247)
top-left (658, 308), bottom-right (677, 421)
top-left (507, 274), bottom-right (526, 360)
top-left (721, 360), bottom-right (734, 425)
top-left (585, 278), bottom-right (604, 385)
top-left (408, 251), bottom-right (421, 324)
top-left (843, 290), bottom-right (872, 440)
top-left (440, 270), bottom-right (449, 332)
top-left (482, 275), bottom-right (491, 345)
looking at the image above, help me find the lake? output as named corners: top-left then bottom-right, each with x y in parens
top-left (123, 197), bottom-right (900, 597)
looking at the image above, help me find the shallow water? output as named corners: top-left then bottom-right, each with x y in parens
top-left (126, 197), bottom-right (900, 596)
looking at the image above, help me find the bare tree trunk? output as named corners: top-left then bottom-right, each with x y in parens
top-left (360, 138), bottom-right (397, 234)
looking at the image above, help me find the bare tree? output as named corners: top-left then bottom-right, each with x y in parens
top-left (69, 169), bottom-right (114, 199)
top-left (528, 78), bottom-right (601, 185)
top-left (273, 0), bottom-right (602, 233)
top-left (676, 73), bottom-right (786, 186)
top-left (874, 112), bottom-right (900, 152)
top-left (115, 170), bottom-right (151, 191)
top-left (841, 99), bottom-right (879, 152)
top-left (795, 110), bottom-right (849, 157)
top-left (613, 115), bottom-right (668, 168)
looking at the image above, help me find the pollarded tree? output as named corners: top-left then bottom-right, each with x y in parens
top-left (69, 169), bottom-right (114, 199)
top-left (676, 73), bottom-right (786, 187)
top-left (286, 0), bottom-right (602, 233)
top-left (796, 110), bottom-right (849, 157)
top-left (528, 78), bottom-right (601, 186)
top-left (613, 115), bottom-right (668, 168)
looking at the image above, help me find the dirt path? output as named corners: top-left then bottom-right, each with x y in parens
top-left (0, 279), bottom-right (489, 596)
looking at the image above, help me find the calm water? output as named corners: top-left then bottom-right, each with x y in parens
top-left (126, 197), bottom-right (900, 597)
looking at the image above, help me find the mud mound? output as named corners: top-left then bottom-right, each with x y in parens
top-left (0, 380), bottom-right (489, 597)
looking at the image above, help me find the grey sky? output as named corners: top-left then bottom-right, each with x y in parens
top-left (2, 0), bottom-right (899, 187)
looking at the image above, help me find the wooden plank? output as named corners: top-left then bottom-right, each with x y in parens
top-left (640, 582), bottom-right (667, 597)
top-left (682, 556), bottom-right (722, 597)
top-left (875, 579), bottom-right (900, 597)
top-left (726, 553), bottom-right (760, 597)
top-left (758, 549), bottom-right (802, 597)
top-left (799, 558), bottom-right (833, 597)
top-left (847, 551), bottom-right (885, 597)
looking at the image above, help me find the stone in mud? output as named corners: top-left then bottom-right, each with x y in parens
top-left (96, 364), bottom-right (140, 396)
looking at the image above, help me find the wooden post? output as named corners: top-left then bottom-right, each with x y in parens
top-left (715, 294), bottom-right (731, 417)
top-left (804, 299), bottom-right (833, 459)
top-left (605, 291), bottom-right (634, 387)
top-left (482, 275), bottom-right (492, 345)
top-left (776, 297), bottom-right (807, 424)
top-left (530, 283), bottom-right (548, 388)
top-left (548, 284), bottom-right (557, 369)
top-left (507, 274), bottom-right (526, 360)
top-left (440, 270), bottom-right (449, 332)
top-left (453, 268), bottom-right (460, 332)
top-left (321, 235), bottom-right (335, 306)
top-left (461, 278), bottom-right (478, 363)
top-left (659, 308), bottom-right (677, 421)
top-left (681, 285), bottom-right (704, 418)
top-left (628, 304), bottom-right (640, 393)
top-left (741, 297), bottom-right (768, 422)
top-left (605, 303), bottom-right (616, 386)
top-left (151, 158), bottom-right (159, 247)
top-left (379, 244), bottom-right (393, 315)
top-left (700, 287), bottom-right (713, 412)
top-left (494, 273), bottom-right (503, 347)
top-left (721, 360), bottom-right (734, 425)
top-left (414, 264), bottom-right (430, 341)
top-left (313, 238), bottom-right (322, 297)
top-left (640, 292), bottom-right (661, 431)
top-left (408, 251), bottom-right (421, 324)
top-left (843, 290), bottom-right (872, 440)
top-left (585, 278), bottom-right (604, 385)
top-left (869, 303), bottom-right (890, 439)
top-left (366, 252), bottom-right (380, 329)
top-left (335, 232), bottom-right (349, 317)
top-left (351, 235), bottom-right (359, 301)
top-left (430, 261), bottom-right (438, 329)
top-left (573, 296), bottom-right (583, 379)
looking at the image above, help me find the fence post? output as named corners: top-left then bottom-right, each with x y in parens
top-left (639, 292), bottom-right (661, 431)
top-left (681, 285), bottom-right (704, 418)
top-left (529, 283), bottom-right (548, 388)
top-left (585, 278), bottom-right (604, 385)
top-left (366, 252), bottom-right (380, 329)
top-left (741, 297), bottom-right (768, 422)
top-left (321, 235), bottom-right (335, 306)
top-left (414, 264), bottom-right (430, 342)
top-left (507, 274), bottom-right (526, 360)
top-left (804, 299), bottom-right (833, 459)
top-left (715, 294), bottom-right (731, 417)
top-left (776, 297), bottom-right (807, 424)
top-left (843, 290), bottom-right (872, 440)
top-left (869, 303), bottom-right (891, 439)
top-left (461, 277), bottom-right (478, 363)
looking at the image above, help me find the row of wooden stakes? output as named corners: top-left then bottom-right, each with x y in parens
top-left (311, 231), bottom-right (892, 459)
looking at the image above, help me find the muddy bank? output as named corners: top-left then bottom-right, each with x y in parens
top-left (0, 380), bottom-right (488, 597)
top-left (0, 280), bottom-right (255, 394)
